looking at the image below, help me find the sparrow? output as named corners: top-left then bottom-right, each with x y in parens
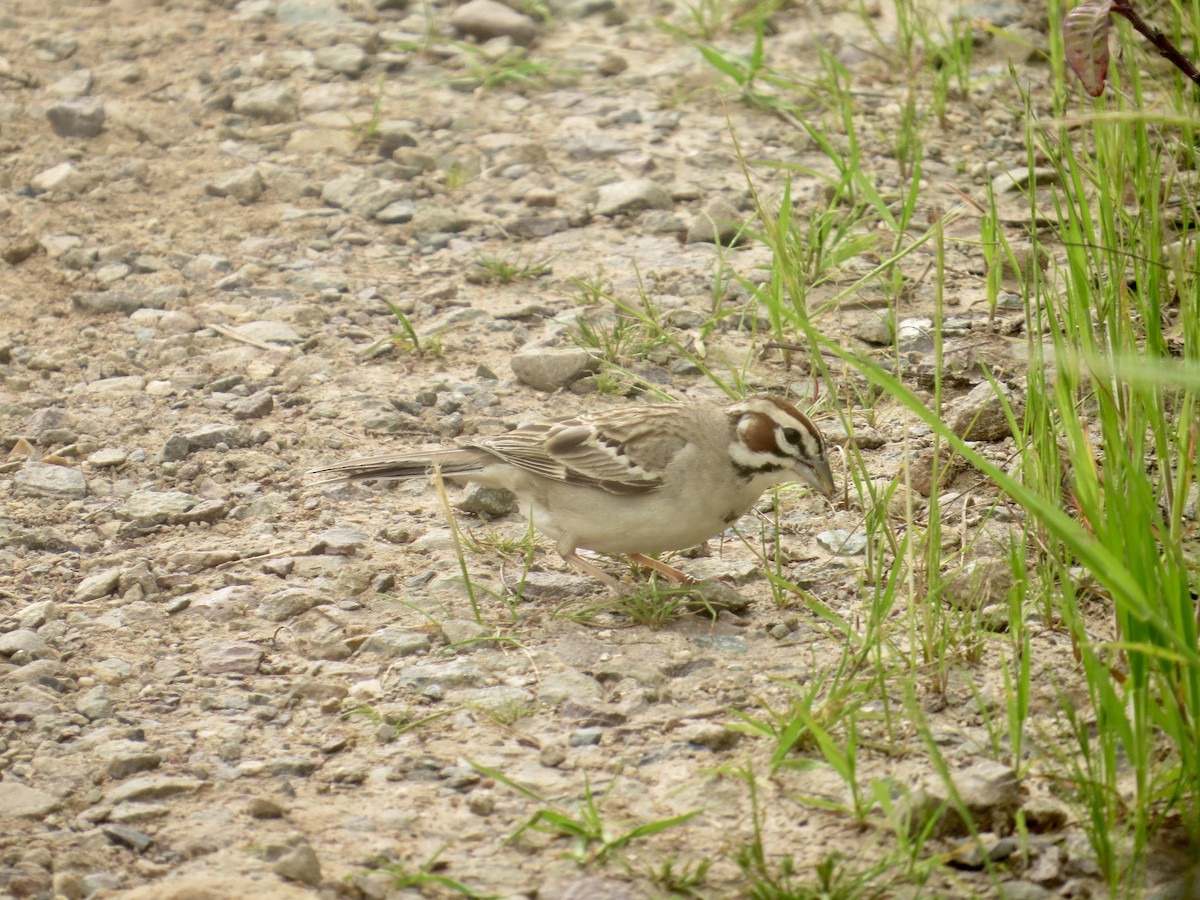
top-left (309, 395), bottom-right (835, 588)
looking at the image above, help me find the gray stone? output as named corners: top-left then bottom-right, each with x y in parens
top-left (510, 347), bottom-right (598, 391)
top-left (84, 375), bottom-right (146, 394)
top-left (375, 199), bottom-right (415, 223)
top-left (0, 629), bottom-right (49, 658)
top-left (46, 97), bottom-right (105, 137)
top-left (944, 557), bottom-right (1013, 610)
top-left (14, 462), bottom-right (87, 499)
top-left (29, 161), bottom-right (94, 194)
top-left (898, 760), bottom-right (1022, 839)
top-left (231, 390), bottom-right (274, 419)
top-left (454, 484), bottom-right (518, 517)
top-left (276, 0), bottom-right (349, 22)
top-left (185, 423), bottom-right (255, 450)
top-left (538, 670), bottom-right (604, 705)
top-left (594, 179), bottom-right (673, 217)
top-left (119, 490), bottom-right (199, 525)
top-left (197, 640), bottom-right (264, 675)
top-left (449, 0), bottom-right (540, 46)
top-left (315, 43), bottom-right (368, 75)
top-left (313, 525), bottom-right (370, 555)
top-left (677, 721), bottom-right (740, 750)
top-left (105, 775), bottom-right (202, 804)
top-left (359, 628), bottom-right (430, 658)
top-left (321, 174), bottom-right (412, 219)
top-left (897, 317), bottom-right (934, 352)
top-left (398, 659), bottom-right (485, 690)
top-left (0, 782), bottom-right (61, 818)
top-left (377, 121), bottom-right (417, 156)
top-left (410, 206), bottom-right (470, 234)
top-left (71, 288), bottom-right (168, 314)
top-left (46, 68), bottom-right (94, 98)
top-left (273, 840), bottom-right (321, 886)
top-left (107, 752), bottom-right (162, 781)
top-left (235, 320), bottom-right (302, 344)
top-left (518, 571), bottom-right (595, 599)
top-left (257, 589), bottom-right (323, 622)
top-left (950, 381), bottom-right (1023, 442)
top-left (816, 529), bottom-right (868, 555)
top-left (73, 568), bottom-right (122, 602)
top-left (76, 685), bottom-right (113, 720)
top-left (451, 685), bottom-right (534, 715)
top-left (233, 83), bottom-right (298, 122)
top-left (685, 198), bottom-right (744, 244)
top-left (87, 447), bottom-right (128, 468)
top-left (205, 166), bottom-right (265, 205)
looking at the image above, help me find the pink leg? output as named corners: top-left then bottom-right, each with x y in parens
top-left (559, 548), bottom-right (623, 590)
top-left (627, 553), bottom-right (698, 585)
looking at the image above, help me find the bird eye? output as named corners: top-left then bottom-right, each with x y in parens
top-left (782, 427), bottom-right (802, 445)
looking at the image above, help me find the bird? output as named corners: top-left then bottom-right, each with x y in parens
top-left (309, 395), bottom-right (836, 589)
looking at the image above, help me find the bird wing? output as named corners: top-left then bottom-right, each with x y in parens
top-left (462, 405), bottom-right (689, 495)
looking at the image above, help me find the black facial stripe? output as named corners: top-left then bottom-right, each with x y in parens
top-left (732, 461), bottom-right (784, 480)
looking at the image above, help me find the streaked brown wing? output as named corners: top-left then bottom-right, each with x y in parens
top-left (462, 405), bottom-right (688, 495)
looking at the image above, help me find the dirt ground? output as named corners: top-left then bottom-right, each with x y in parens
top-left (0, 0), bottom-right (1120, 897)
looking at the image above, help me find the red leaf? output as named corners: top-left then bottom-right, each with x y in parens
top-left (1064, 0), bottom-right (1114, 97)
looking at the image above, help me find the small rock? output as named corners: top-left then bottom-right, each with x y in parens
top-left (0, 782), bottom-right (61, 819)
top-left (898, 760), bottom-right (1022, 839)
top-left (119, 490), bottom-right (198, 526)
top-left (205, 167), bottom-right (265, 205)
top-left (321, 173), bottom-right (412, 219)
top-left (0, 629), bottom-right (49, 659)
top-left (685, 198), bottom-right (744, 244)
top-left (235, 320), bottom-right (302, 344)
top-left (312, 525), bottom-right (370, 555)
top-left (46, 68), bottom-right (94, 98)
top-left (185, 423), bottom-right (255, 450)
top-left (449, 0), bottom-right (540, 46)
top-left (510, 347), bottom-right (599, 391)
top-left (103, 824), bottom-right (154, 853)
top-left (272, 840), bottom-right (321, 887)
top-left (197, 640), bottom-right (264, 675)
top-left (454, 484), bottom-right (518, 517)
top-left (233, 83), bottom-right (298, 122)
top-left (359, 628), bottom-right (431, 658)
top-left (944, 557), bottom-right (1013, 609)
top-left (594, 179), bottom-right (673, 217)
top-left (1023, 796), bottom-right (1071, 833)
top-left (105, 775), bottom-right (202, 805)
top-left (816, 529), bottom-right (868, 555)
top-left (231, 390), bottom-right (274, 419)
top-left (315, 43), bottom-right (368, 74)
top-left (597, 51), bottom-right (628, 76)
top-left (677, 721), bottom-right (740, 751)
top-left (13, 462), bottom-right (87, 499)
top-left (73, 568), bottom-right (122, 602)
top-left (46, 97), bottom-right (105, 137)
top-left (518, 571), bottom-right (595, 599)
top-left (248, 797), bottom-right (287, 819)
top-left (29, 161), bottom-right (93, 194)
top-left (87, 448), bottom-right (128, 468)
top-left (897, 317), bottom-right (934, 352)
top-left (950, 381), bottom-right (1024, 442)
top-left (2, 236), bottom-right (40, 265)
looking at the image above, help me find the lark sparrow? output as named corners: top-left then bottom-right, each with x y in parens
top-left (310, 395), bottom-right (835, 588)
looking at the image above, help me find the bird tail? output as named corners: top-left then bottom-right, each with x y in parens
top-left (308, 448), bottom-right (484, 484)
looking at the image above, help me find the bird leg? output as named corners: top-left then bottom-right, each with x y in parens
top-left (627, 553), bottom-right (698, 585)
top-left (558, 549), bottom-right (623, 590)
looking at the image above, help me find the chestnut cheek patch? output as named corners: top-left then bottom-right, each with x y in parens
top-left (738, 413), bottom-right (779, 454)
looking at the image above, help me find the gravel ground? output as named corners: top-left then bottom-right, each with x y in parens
top-left (0, 0), bottom-right (1122, 897)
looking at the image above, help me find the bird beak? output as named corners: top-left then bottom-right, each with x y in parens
top-left (800, 458), bottom-right (836, 497)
